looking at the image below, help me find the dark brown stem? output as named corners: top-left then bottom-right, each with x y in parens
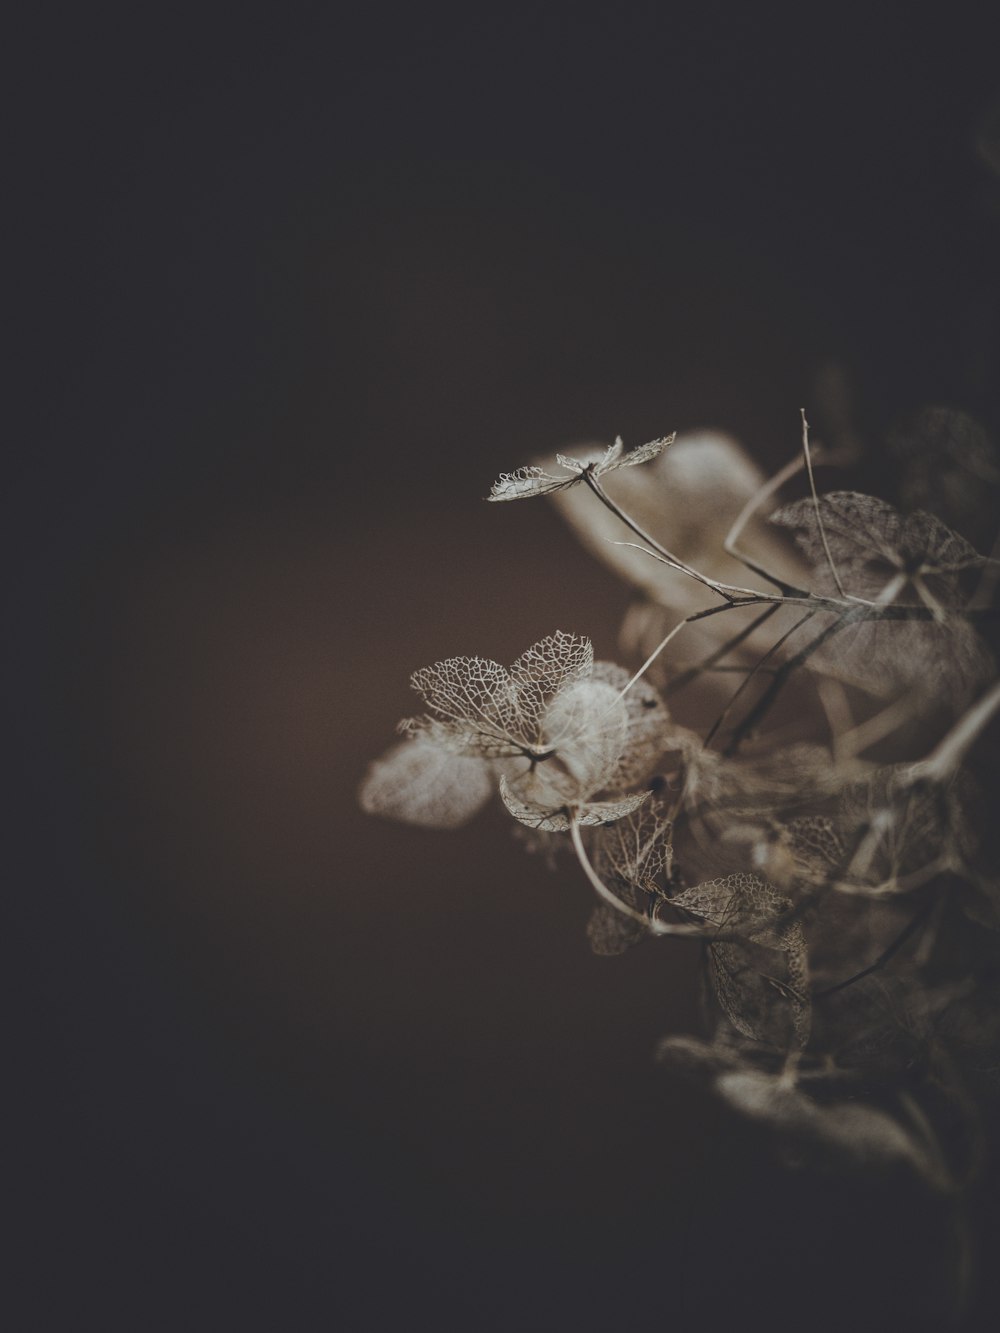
top-left (583, 472), bottom-right (736, 602)
top-left (665, 604), bottom-right (781, 695)
top-left (813, 899), bottom-right (935, 998)
top-left (722, 610), bottom-right (860, 755)
top-left (704, 610), bottom-right (817, 749)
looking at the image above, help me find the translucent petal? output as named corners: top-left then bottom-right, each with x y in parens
top-left (499, 776), bottom-right (649, 831)
top-left (771, 491), bottom-right (986, 599)
top-left (508, 631), bottom-right (595, 730)
top-left (498, 775), bottom-right (573, 831)
top-left (597, 432), bottom-right (675, 474)
top-left (529, 678), bottom-right (628, 804)
top-left (671, 873), bottom-right (810, 1046)
top-left (358, 739), bottom-right (494, 829)
top-left (708, 937), bottom-right (810, 1048)
top-left (590, 661), bottom-right (670, 786)
top-left (670, 871), bottom-right (790, 932)
top-left (410, 654), bottom-right (514, 726)
top-left (487, 465), bottom-right (579, 502)
top-left (587, 801), bottom-right (672, 954)
top-left (786, 816), bottom-right (845, 881)
top-left (576, 791), bottom-right (651, 824)
top-left (405, 633), bottom-right (597, 760)
top-left (593, 797), bottom-right (673, 890)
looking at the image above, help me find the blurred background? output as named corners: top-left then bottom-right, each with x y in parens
top-left (7, 5), bottom-right (1000, 1329)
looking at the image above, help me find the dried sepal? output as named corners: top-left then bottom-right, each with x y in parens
top-left (499, 774), bottom-right (649, 832)
top-left (598, 433), bottom-right (676, 473)
top-left (487, 434), bottom-right (675, 502)
top-left (770, 492), bottom-right (991, 701)
top-left (585, 800), bottom-right (674, 955)
top-left (771, 491), bottom-right (987, 599)
top-left (708, 937), bottom-right (811, 1048)
top-left (671, 873), bottom-right (810, 1047)
top-left (487, 465), bottom-right (583, 503)
top-left (670, 871), bottom-right (791, 933)
top-left (586, 882), bottom-right (649, 955)
top-left (521, 678), bottom-right (628, 807)
top-left (785, 816), bottom-right (845, 878)
top-left (590, 662), bottom-right (671, 787)
top-left (509, 631), bottom-right (595, 707)
top-left (593, 797), bottom-right (674, 891)
top-left (358, 738), bottom-right (494, 829)
top-left (402, 632), bottom-right (594, 759)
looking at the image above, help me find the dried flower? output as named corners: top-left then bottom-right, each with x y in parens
top-left (487, 434), bottom-right (674, 502)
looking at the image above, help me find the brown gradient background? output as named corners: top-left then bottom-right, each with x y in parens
top-left (8, 7), bottom-right (1000, 1330)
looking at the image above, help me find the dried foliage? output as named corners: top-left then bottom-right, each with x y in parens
top-left (362, 410), bottom-right (1000, 1304)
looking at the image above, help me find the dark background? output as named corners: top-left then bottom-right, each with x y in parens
top-left (8, 6), bottom-right (1000, 1329)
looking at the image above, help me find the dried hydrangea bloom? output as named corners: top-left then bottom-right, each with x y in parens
top-left (495, 663), bottom-right (671, 831)
top-left (383, 631), bottom-right (673, 835)
top-left (361, 407), bottom-right (1000, 1224)
top-left (487, 433), bottom-right (674, 502)
top-left (494, 670), bottom-right (661, 828)
top-left (358, 738), bottom-right (494, 829)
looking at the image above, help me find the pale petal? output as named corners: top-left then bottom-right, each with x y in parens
top-left (358, 739), bottom-right (494, 829)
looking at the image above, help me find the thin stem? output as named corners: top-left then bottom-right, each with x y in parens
top-left (725, 449), bottom-right (812, 596)
top-left (801, 408), bottom-right (848, 599)
top-left (610, 540), bottom-right (998, 622)
top-left (584, 472), bottom-right (736, 602)
top-left (665, 604), bottom-right (781, 695)
top-left (812, 899), bottom-right (934, 998)
top-left (723, 610), bottom-right (859, 755)
top-left (910, 678), bottom-right (1000, 784)
top-left (609, 541), bottom-right (780, 601)
top-left (569, 816), bottom-right (651, 927)
top-left (704, 610), bottom-right (816, 749)
top-left (832, 692), bottom-right (918, 764)
top-left (615, 614), bottom-right (698, 700)
top-left (568, 816), bottom-right (718, 939)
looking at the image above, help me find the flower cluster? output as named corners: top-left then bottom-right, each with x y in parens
top-left (361, 417), bottom-right (1000, 1222)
